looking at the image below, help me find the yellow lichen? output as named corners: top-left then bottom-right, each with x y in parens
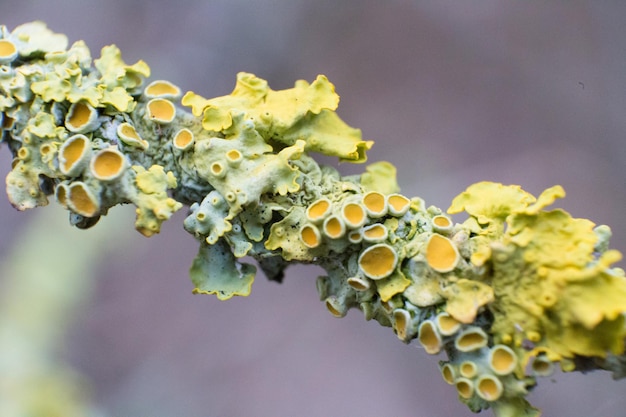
top-left (418, 320), bottom-right (442, 354)
top-left (425, 234), bottom-right (460, 273)
top-left (432, 214), bottom-right (453, 233)
top-left (348, 231), bottom-right (362, 244)
top-left (403, 268), bottom-right (444, 307)
top-left (300, 224), bottom-right (321, 248)
top-left (0, 39), bottom-right (17, 62)
top-left (306, 198), bottom-right (331, 223)
top-left (59, 134), bottom-right (91, 176)
top-left (440, 363), bottom-right (456, 385)
top-left (455, 327), bottom-right (488, 352)
top-left (265, 207), bottom-right (316, 261)
top-left (147, 98), bottom-right (176, 123)
top-left (173, 128), bottom-right (194, 151)
top-left (448, 181), bottom-right (536, 226)
top-left (497, 211), bottom-right (626, 357)
top-left (225, 149), bottom-right (242, 165)
top-left (362, 223), bottom-right (388, 242)
top-left (194, 133), bottom-right (304, 216)
top-left (347, 276), bottom-right (370, 291)
top-left (132, 165), bottom-right (182, 236)
top-left (435, 312), bottom-right (461, 336)
top-left (27, 112), bottom-right (64, 138)
top-left (455, 378), bottom-right (474, 399)
top-left (476, 374), bottom-right (503, 401)
top-left (182, 72), bottom-right (372, 162)
top-left (2, 26), bottom-right (624, 416)
top-left (65, 101), bottom-right (98, 133)
top-left (210, 162), bottom-right (225, 177)
top-left (95, 44), bottom-right (150, 91)
top-left (117, 123), bottom-right (148, 150)
top-left (325, 296), bottom-right (347, 318)
top-left (323, 215), bottom-right (345, 239)
top-left (90, 148), bottom-right (126, 181)
top-left (190, 241), bottom-right (255, 300)
top-left (10, 21), bottom-right (68, 56)
top-left (376, 269), bottom-right (411, 302)
top-left (67, 182), bottom-right (99, 217)
top-left (443, 278), bottom-right (494, 324)
top-left (459, 361), bottom-right (478, 379)
top-left (360, 161), bottom-right (400, 194)
top-left (387, 193), bottom-right (410, 216)
top-left (358, 243), bottom-right (398, 280)
top-left (144, 80), bottom-right (181, 99)
top-left (362, 191), bottom-right (387, 218)
top-left (342, 202), bottom-right (366, 228)
top-left (530, 355), bottom-right (554, 377)
top-left (393, 308), bottom-right (412, 341)
top-left (489, 345), bottom-right (517, 375)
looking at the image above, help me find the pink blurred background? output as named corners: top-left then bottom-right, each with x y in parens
top-left (2, 2), bottom-right (626, 416)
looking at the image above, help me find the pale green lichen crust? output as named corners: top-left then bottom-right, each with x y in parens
top-left (2, 22), bottom-right (626, 417)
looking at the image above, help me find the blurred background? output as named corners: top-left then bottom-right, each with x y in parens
top-left (2, 1), bottom-right (626, 416)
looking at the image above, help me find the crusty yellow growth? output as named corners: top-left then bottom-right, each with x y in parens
top-left (144, 80), bottom-right (181, 99)
top-left (65, 102), bottom-right (98, 133)
top-left (489, 345), bottom-right (517, 375)
top-left (362, 223), bottom-right (387, 241)
top-left (360, 161), bottom-right (400, 194)
top-left (342, 202), bottom-right (367, 228)
top-left (425, 234), bottom-right (460, 272)
top-left (118, 123), bottom-right (148, 150)
top-left (392, 308), bottom-right (411, 341)
top-left (90, 148), bottom-right (126, 181)
top-left (323, 215), bottom-right (345, 239)
top-left (182, 72), bottom-right (373, 162)
top-left (306, 198), bottom-right (331, 222)
top-left (530, 354), bottom-right (554, 377)
top-left (456, 378), bottom-right (474, 399)
top-left (59, 134), bottom-right (91, 176)
top-left (476, 374), bottom-right (503, 401)
top-left (440, 363), bottom-right (456, 385)
top-left (455, 327), bottom-right (488, 352)
top-left (265, 207), bottom-right (314, 261)
top-left (432, 215), bottom-right (451, 228)
top-left (3, 22), bottom-right (625, 417)
top-left (435, 312), bottom-right (461, 336)
top-left (448, 182), bottom-right (538, 224)
top-left (362, 191), bottom-right (387, 217)
top-left (68, 182), bottom-right (99, 217)
top-left (10, 21), bottom-right (68, 56)
top-left (450, 182), bottom-right (626, 362)
top-left (300, 224), bottom-right (321, 248)
top-left (95, 45), bottom-right (150, 109)
top-left (418, 320), bottom-right (442, 354)
top-left (358, 244), bottom-right (398, 279)
top-left (442, 278), bottom-right (494, 323)
top-left (376, 269), bottom-right (411, 302)
top-left (172, 128), bottom-right (194, 150)
top-left (387, 193), bottom-right (410, 216)
top-left (147, 98), bottom-right (176, 124)
top-left (131, 165), bottom-right (182, 237)
top-left (0, 39), bottom-right (17, 61)
top-left (460, 361), bottom-right (478, 379)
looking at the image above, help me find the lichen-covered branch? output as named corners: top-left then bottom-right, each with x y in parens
top-left (2, 22), bottom-right (626, 417)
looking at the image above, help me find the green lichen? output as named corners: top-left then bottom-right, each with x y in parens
top-left (2, 22), bottom-right (626, 417)
top-left (190, 240), bottom-right (256, 300)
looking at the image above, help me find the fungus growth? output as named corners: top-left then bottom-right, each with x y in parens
top-left (1, 22), bottom-right (625, 417)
